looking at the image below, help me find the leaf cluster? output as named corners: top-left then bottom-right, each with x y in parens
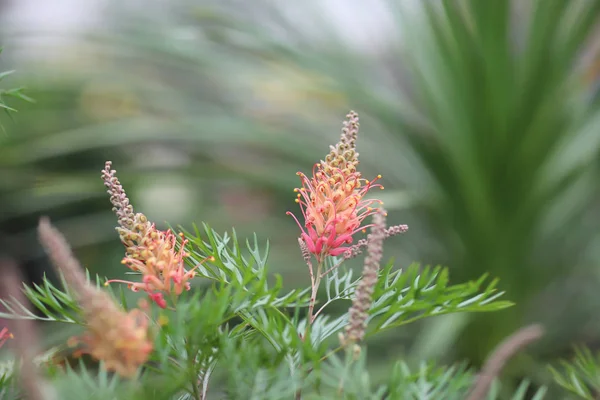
top-left (0, 223), bottom-right (521, 399)
top-left (0, 47), bottom-right (33, 131)
top-left (550, 347), bottom-right (600, 399)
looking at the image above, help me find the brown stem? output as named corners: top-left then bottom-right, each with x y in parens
top-left (466, 324), bottom-right (544, 400)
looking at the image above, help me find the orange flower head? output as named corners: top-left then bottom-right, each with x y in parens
top-left (105, 224), bottom-right (210, 308)
top-left (287, 111), bottom-right (383, 261)
top-left (69, 292), bottom-right (153, 378)
top-left (38, 218), bottom-right (153, 378)
top-left (102, 161), bottom-right (212, 308)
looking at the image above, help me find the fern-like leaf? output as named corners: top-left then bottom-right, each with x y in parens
top-left (368, 263), bottom-right (513, 336)
top-left (550, 346), bottom-right (600, 399)
top-left (0, 273), bottom-right (81, 324)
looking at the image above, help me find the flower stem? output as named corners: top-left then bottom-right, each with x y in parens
top-left (305, 261), bottom-right (323, 337)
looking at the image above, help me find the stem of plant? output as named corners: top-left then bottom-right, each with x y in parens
top-left (298, 258), bottom-right (327, 399)
top-left (297, 261), bottom-right (324, 400)
top-left (320, 258), bottom-right (344, 278)
top-left (305, 261), bottom-right (323, 335)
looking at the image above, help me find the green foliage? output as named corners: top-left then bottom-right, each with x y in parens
top-left (550, 347), bottom-right (600, 399)
top-left (382, 0), bottom-right (600, 364)
top-left (0, 216), bottom-right (520, 399)
top-left (301, 351), bottom-right (547, 400)
top-left (486, 380), bottom-right (547, 400)
top-left (383, 362), bottom-right (473, 400)
top-left (0, 371), bottom-right (19, 400)
top-left (4, 2), bottom-right (600, 398)
top-left (368, 263), bottom-right (513, 335)
top-left (0, 273), bottom-right (82, 324)
top-left (0, 47), bottom-right (33, 130)
top-left (182, 223), bottom-right (311, 310)
top-left (52, 361), bottom-right (131, 400)
top-left (172, 0), bottom-right (600, 369)
top-left (216, 336), bottom-right (303, 400)
top-left (2, 3), bottom-right (600, 390)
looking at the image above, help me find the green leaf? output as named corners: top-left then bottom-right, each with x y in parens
top-left (0, 102), bottom-right (17, 112)
top-left (216, 333), bottom-right (304, 400)
top-left (507, 380), bottom-right (548, 400)
top-left (0, 70), bottom-right (15, 82)
top-left (549, 346), bottom-right (600, 399)
top-left (182, 223), bottom-right (310, 311)
top-left (308, 263), bottom-right (359, 322)
top-left (367, 263), bottom-right (513, 336)
top-left (0, 282), bottom-right (80, 325)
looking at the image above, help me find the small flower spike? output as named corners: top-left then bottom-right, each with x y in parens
top-left (101, 161), bottom-right (210, 308)
top-left (287, 111), bottom-right (384, 262)
top-left (38, 218), bottom-right (153, 378)
top-left (342, 224), bottom-right (409, 260)
top-left (343, 209), bottom-right (387, 345)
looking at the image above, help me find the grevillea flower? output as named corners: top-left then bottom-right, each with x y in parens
top-left (38, 218), bottom-right (153, 378)
top-left (68, 304), bottom-right (152, 378)
top-left (287, 111), bottom-right (383, 262)
top-left (0, 327), bottom-right (12, 349)
top-left (101, 161), bottom-right (210, 308)
top-left (106, 221), bottom-right (197, 309)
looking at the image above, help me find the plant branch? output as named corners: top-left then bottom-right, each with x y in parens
top-left (320, 259), bottom-right (344, 278)
top-left (466, 324), bottom-right (544, 400)
top-left (305, 262), bottom-right (323, 334)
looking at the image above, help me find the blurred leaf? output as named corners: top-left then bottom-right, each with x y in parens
top-left (0, 272), bottom-right (82, 324)
top-left (550, 346), bottom-right (600, 399)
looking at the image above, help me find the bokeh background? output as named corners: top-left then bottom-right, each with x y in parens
top-left (2, 0), bottom-right (600, 396)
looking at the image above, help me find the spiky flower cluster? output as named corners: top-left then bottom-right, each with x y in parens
top-left (38, 218), bottom-right (152, 378)
top-left (342, 224), bottom-right (409, 260)
top-left (288, 111), bottom-right (384, 261)
top-left (69, 303), bottom-right (152, 378)
top-left (102, 161), bottom-right (207, 308)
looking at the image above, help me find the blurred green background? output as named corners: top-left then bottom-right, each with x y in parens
top-left (2, 0), bottom-right (600, 396)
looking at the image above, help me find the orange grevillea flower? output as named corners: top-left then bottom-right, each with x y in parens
top-left (105, 222), bottom-right (205, 309)
top-left (287, 111), bottom-right (383, 262)
top-left (38, 218), bottom-right (153, 378)
top-left (68, 304), bottom-right (153, 378)
top-left (0, 327), bottom-right (13, 349)
top-left (101, 161), bottom-right (211, 308)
